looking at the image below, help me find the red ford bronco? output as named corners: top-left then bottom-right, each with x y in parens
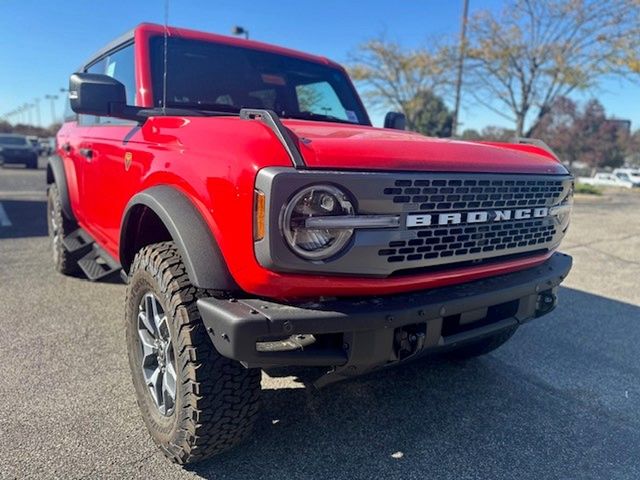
top-left (48, 23), bottom-right (573, 463)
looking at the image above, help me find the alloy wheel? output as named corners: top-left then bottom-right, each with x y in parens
top-left (137, 292), bottom-right (177, 416)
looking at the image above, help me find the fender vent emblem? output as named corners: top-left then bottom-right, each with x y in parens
top-left (124, 151), bottom-right (133, 171)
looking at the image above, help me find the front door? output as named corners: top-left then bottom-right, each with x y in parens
top-left (79, 42), bottom-right (145, 253)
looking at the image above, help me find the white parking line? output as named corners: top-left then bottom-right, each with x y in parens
top-left (0, 202), bottom-right (12, 227)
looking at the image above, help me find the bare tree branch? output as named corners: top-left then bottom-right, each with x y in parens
top-left (347, 36), bottom-right (455, 129)
top-left (462, 0), bottom-right (640, 136)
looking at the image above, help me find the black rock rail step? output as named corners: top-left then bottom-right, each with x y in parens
top-left (62, 228), bottom-right (121, 281)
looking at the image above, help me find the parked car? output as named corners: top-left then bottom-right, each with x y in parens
top-left (48, 23), bottom-right (573, 464)
top-left (612, 168), bottom-right (640, 186)
top-left (38, 137), bottom-right (55, 156)
top-left (578, 172), bottom-right (636, 189)
top-left (0, 134), bottom-right (39, 169)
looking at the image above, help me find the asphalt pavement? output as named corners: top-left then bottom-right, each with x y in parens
top-left (1, 162), bottom-right (639, 480)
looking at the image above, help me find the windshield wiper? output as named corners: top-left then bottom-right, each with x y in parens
top-left (281, 111), bottom-right (358, 125)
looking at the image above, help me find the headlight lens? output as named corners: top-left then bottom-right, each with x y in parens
top-left (282, 185), bottom-right (354, 260)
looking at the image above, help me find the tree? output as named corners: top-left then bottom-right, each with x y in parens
top-left (479, 126), bottom-right (516, 142)
top-left (460, 126), bottom-right (516, 141)
top-left (460, 128), bottom-right (481, 140)
top-left (627, 130), bottom-right (640, 166)
top-left (462, 0), bottom-right (640, 137)
top-left (347, 37), bottom-right (454, 132)
top-left (532, 97), bottom-right (627, 170)
top-left (579, 100), bottom-right (626, 171)
top-left (530, 96), bottom-right (582, 165)
top-left (408, 90), bottom-right (453, 137)
top-left (0, 121), bottom-right (60, 137)
top-left (459, 126), bottom-right (519, 141)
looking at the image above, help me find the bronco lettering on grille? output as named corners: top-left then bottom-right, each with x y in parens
top-left (406, 208), bottom-right (550, 228)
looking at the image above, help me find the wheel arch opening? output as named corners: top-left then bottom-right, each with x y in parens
top-left (46, 163), bottom-right (55, 184)
top-left (120, 205), bottom-right (172, 274)
top-left (119, 188), bottom-right (239, 292)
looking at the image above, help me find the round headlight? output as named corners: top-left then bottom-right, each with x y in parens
top-left (282, 185), bottom-right (354, 260)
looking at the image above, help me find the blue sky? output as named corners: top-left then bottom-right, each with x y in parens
top-left (1, 0), bottom-right (638, 131)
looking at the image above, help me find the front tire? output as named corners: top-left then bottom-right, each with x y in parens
top-left (125, 241), bottom-right (261, 464)
top-left (47, 184), bottom-right (78, 275)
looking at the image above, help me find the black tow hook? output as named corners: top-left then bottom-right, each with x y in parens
top-left (394, 324), bottom-right (427, 361)
top-left (535, 289), bottom-right (558, 317)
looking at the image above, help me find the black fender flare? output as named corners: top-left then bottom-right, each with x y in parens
top-left (46, 155), bottom-right (76, 222)
top-left (119, 186), bottom-right (239, 291)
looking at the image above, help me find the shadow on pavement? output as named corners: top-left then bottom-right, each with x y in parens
top-left (189, 286), bottom-right (640, 480)
top-left (0, 199), bottom-right (47, 239)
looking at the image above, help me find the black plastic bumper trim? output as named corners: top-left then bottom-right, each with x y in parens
top-left (197, 253), bottom-right (572, 369)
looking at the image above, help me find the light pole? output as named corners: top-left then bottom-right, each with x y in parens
top-left (44, 94), bottom-right (59, 125)
top-left (232, 25), bottom-right (249, 40)
top-left (34, 98), bottom-right (42, 127)
top-left (24, 103), bottom-right (33, 125)
top-left (60, 88), bottom-right (68, 121)
top-left (452, 0), bottom-right (469, 138)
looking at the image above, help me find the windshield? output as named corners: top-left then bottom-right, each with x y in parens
top-left (0, 136), bottom-right (27, 146)
top-left (149, 37), bottom-right (369, 125)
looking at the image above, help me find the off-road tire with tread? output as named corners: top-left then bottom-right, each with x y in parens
top-left (443, 325), bottom-right (518, 360)
top-left (47, 183), bottom-right (78, 275)
top-left (125, 241), bottom-right (261, 464)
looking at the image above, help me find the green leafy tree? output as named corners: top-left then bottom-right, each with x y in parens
top-left (408, 90), bottom-right (453, 137)
top-left (460, 129), bottom-right (481, 140)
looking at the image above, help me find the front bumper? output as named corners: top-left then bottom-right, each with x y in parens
top-left (198, 252), bottom-right (572, 386)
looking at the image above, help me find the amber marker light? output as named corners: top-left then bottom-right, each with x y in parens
top-left (254, 189), bottom-right (266, 241)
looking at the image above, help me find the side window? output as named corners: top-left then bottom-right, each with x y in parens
top-left (295, 81), bottom-right (353, 122)
top-left (80, 44), bottom-right (136, 126)
top-left (104, 44), bottom-right (136, 105)
top-left (87, 58), bottom-right (107, 75)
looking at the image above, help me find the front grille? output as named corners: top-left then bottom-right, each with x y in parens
top-left (256, 168), bottom-right (572, 277)
top-left (377, 175), bottom-right (572, 271)
top-left (383, 178), bottom-right (566, 211)
top-left (378, 217), bottom-right (558, 263)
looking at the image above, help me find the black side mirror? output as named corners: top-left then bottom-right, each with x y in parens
top-left (384, 112), bottom-right (406, 130)
top-left (69, 73), bottom-right (143, 122)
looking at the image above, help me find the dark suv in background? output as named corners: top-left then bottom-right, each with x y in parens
top-left (0, 134), bottom-right (39, 169)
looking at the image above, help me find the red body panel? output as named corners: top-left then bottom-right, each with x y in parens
top-left (58, 23), bottom-right (569, 300)
top-left (286, 121), bottom-right (566, 174)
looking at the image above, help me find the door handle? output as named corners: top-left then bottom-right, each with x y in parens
top-left (79, 148), bottom-right (94, 160)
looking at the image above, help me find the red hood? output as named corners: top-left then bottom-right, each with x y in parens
top-left (282, 120), bottom-right (567, 175)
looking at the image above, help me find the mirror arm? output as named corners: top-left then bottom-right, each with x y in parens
top-left (110, 103), bottom-right (148, 123)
